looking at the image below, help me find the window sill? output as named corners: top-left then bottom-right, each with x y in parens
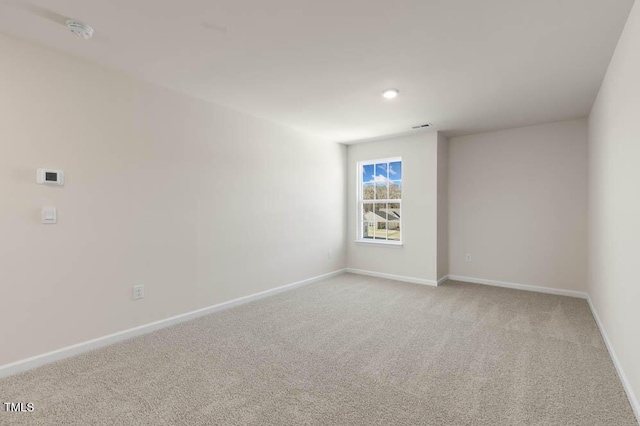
top-left (355, 240), bottom-right (403, 247)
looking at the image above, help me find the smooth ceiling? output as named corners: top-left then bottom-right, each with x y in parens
top-left (0, 0), bottom-right (634, 142)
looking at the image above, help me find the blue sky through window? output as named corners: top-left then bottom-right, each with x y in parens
top-left (389, 161), bottom-right (402, 180)
top-left (375, 163), bottom-right (387, 181)
top-left (363, 164), bottom-right (374, 182)
top-left (363, 161), bottom-right (402, 183)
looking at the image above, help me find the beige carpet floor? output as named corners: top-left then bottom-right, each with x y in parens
top-left (0, 273), bottom-right (637, 425)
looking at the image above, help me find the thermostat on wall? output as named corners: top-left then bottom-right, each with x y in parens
top-left (37, 169), bottom-right (64, 186)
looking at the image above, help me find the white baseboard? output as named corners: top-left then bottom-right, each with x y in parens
top-left (0, 268), bottom-right (347, 379)
top-left (587, 297), bottom-right (640, 422)
top-left (447, 275), bottom-right (588, 299)
top-left (437, 275), bottom-right (450, 286)
top-left (346, 268), bottom-right (438, 287)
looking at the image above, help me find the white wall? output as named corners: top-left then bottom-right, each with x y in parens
top-left (449, 119), bottom-right (588, 292)
top-left (0, 34), bottom-right (347, 366)
top-left (346, 132), bottom-right (440, 283)
top-left (437, 133), bottom-right (449, 280)
top-left (588, 0), bottom-right (640, 416)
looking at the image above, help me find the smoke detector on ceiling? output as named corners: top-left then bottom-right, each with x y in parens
top-left (66, 20), bottom-right (94, 39)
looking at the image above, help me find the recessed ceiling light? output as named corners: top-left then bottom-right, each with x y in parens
top-left (382, 89), bottom-right (399, 99)
top-left (66, 20), bottom-right (94, 39)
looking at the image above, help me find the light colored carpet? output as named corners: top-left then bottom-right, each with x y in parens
top-left (0, 273), bottom-right (636, 425)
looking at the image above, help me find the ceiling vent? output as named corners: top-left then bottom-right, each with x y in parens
top-left (411, 123), bottom-right (432, 129)
top-left (66, 20), bottom-right (94, 39)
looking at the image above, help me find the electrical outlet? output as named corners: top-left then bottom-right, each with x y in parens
top-left (465, 253), bottom-right (472, 262)
top-left (132, 285), bottom-right (144, 300)
top-left (327, 250), bottom-right (333, 260)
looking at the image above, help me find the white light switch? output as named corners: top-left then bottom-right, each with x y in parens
top-left (42, 207), bottom-right (57, 224)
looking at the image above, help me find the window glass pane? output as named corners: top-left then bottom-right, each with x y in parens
top-left (389, 161), bottom-right (402, 180)
top-left (374, 221), bottom-right (387, 240)
top-left (375, 163), bottom-right (388, 182)
top-left (363, 222), bottom-right (375, 239)
top-left (375, 182), bottom-right (388, 200)
top-left (362, 203), bottom-right (374, 221)
top-left (362, 164), bottom-right (374, 183)
top-left (374, 203), bottom-right (388, 222)
top-left (388, 221), bottom-right (400, 241)
top-left (389, 181), bottom-right (402, 199)
top-left (363, 183), bottom-right (374, 200)
top-left (388, 202), bottom-right (401, 220)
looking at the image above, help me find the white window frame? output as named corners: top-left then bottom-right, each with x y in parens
top-left (356, 156), bottom-right (403, 246)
